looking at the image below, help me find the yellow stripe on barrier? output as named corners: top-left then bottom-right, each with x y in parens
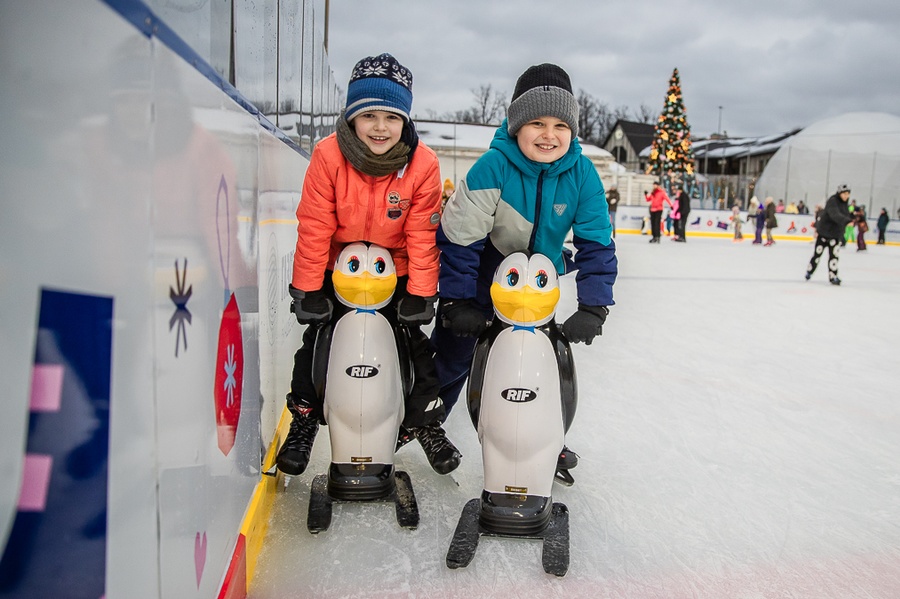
top-left (258, 218), bottom-right (299, 226)
top-left (236, 406), bottom-right (293, 586)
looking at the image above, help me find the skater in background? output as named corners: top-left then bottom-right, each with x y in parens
top-left (805, 183), bottom-right (853, 285)
top-left (441, 178), bottom-right (455, 210)
top-left (764, 196), bottom-right (778, 246)
top-left (854, 204), bottom-right (868, 251)
top-left (876, 208), bottom-right (889, 244)
top-left (435, 63), bottom-right (618, 481)
top-left (606, 184), bottom-right (620, 238)
top-left (732, 202), bottom-right (743, 242)
top-left (844, 199), bottom-right (858, 246)
top-left (674, 185), bottom-right (690, 242)
top-left (751, 197), bottom-right (764, 244)
top-left (747, 196), bottom-right (759, 221)
top-left (278, 53), bottom-right (461, 478)
top-left (645, 180), bottom-right (672, 243)
top-left (666, 191), bottom-right (681, 241)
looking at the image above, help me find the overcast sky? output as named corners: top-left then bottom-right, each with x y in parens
top-left (321, 0), bottom-right (899, 139)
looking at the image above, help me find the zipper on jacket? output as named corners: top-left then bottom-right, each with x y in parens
top-left (364, 177), bottom-right (376, 240)
top-left (528, 170), bottom-right (545, 253)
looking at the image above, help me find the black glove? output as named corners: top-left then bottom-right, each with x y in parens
top-left (440, 298), bottom-right (489, 338)
top-left (289, 285), bottom-right (333, 326)
top-left (561, 304), bottom-right (608, 345)
top-left (396, 294), bottom-right (436, 326)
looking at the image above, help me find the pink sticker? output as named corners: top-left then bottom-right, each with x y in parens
top-left (18, 454), bottom-right (53, 511)
top-left (30, 364), bottom-right (64, 412)
top-left (194, 531), bottom-right (207, 587)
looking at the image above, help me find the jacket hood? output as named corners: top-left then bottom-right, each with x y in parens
top-left (490, 119), bottom-right (582, 176)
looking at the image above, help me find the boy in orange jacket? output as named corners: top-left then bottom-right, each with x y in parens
top-left (278, 54), bottom-right (460, 477)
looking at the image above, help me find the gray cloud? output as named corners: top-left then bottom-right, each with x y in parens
top-left (322, 0), bottom-right (900, 137)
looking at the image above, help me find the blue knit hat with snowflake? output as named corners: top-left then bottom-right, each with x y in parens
top-left (345, 53), bottom-right (414, 123)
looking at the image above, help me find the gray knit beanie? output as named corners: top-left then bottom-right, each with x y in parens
top-left (507, 63), bottom-right (579, 137)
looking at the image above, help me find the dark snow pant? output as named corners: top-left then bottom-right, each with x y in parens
top-left (806, 236), bottom-right (841, 281)
top-left (432, 321), bottom-right (480, 416)
top-left (290, 274), bottom-right (442, 428)
top-left (650, 210), bottom-right (663, 240)
top-left (877, 227), bottom-right (886, 244)
top-left (432, 242), bottom-right (502, 416)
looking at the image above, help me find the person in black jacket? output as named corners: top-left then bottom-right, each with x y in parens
top-left (674, 185), bottom-right (691, 242)
top-left (805, 184), bottom-right (854, 285)
top-left (876, 208), bottom-right (890, 244)
top-left (606, 184), bottom-right (620, 238)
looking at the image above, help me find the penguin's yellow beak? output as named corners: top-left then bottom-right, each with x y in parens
top-left (333, 271), bottom-right (397, 309)
top-left (490, 283), bottom-right (559, 325)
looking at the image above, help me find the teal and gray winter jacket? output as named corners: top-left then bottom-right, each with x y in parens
top-left (437, 120), bottom-right (617, 307)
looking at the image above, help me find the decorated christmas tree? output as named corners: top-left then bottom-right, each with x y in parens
top-left (646, 68), bottom-right (697, 193)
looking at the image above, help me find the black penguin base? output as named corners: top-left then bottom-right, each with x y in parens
top-left (446, 496), bottom-right (570, 576)
top-left (306, 467), bottom-right (419, 533)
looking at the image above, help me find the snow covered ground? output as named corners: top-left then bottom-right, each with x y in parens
top-left (250, 234), bottom-right (900, 599)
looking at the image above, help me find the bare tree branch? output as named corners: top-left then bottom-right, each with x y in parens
top-left (634, 103), bottom-right (656, 123)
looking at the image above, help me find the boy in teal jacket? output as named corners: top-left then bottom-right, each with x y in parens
top-left (434, 63), bottom-right (618, 479)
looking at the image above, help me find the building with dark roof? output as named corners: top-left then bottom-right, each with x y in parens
top-left (691, 129), bottom-right (802, 179)
top-left (602, 120), bottom-right (655, 172)
top-left (636, 128), bottom-right (802, 207)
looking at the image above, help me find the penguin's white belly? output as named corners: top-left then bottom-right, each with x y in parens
top-left (323, 311), bottom-right (404, 465)
top-left (478, 327), bottom-right (565, 498)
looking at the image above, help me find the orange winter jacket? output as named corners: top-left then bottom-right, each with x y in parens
top-left (292, 133), bottom-right (443, 297)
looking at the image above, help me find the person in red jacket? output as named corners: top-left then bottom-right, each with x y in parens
top-left (645, 181), bottom-right (673, 243)
top-left (277, 53), bottom-right (461, 477)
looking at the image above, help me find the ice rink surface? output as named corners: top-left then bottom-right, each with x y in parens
top-left (250, 234), bottom-right (900, 599)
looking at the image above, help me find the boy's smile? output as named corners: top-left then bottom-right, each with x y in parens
top-left (353, 110), bottom-right (405, 155)
top-left (516, 117), bottom-right (572, 163)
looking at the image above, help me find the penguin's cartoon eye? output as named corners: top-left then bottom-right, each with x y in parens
top-left (534, 270), bottom-right (549, 289)
top-left (346, 256), bottom-right (360, 273)
top-left (373, 257), bottom-right (387, 274)
top-left (505, 268), bottom-right (519, 287)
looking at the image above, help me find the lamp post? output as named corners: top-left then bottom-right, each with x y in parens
top-left (717, 106), bottom-right (723, 136)
top-left (324, 0), bottom-right (330, 52)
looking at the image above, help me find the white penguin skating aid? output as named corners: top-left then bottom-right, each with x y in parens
top-left (446, 252), bottom-right (576, 576)
top-left (305, 243), bottom-right (418, 533)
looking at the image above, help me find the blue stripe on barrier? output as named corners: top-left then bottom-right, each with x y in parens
top-left (102, 0), bottom-right (309, 157)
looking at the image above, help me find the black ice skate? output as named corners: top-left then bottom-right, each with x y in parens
top-left (276, 395), bottom-right (319, 476)
top-left (555, 446), bottom-right (578, 487)
top-left (409, 422), bottom-right (461, 475)
top-left (395, 425), bottom-right (415, 451)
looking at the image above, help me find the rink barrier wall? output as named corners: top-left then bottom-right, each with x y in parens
top-left (102, 0), bottom-right (309, 157)
top-left (1, 1), bottom-right (324, 598)
top-left (614, 206), bottom-right (900, 244)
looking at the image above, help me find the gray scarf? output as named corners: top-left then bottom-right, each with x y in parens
top-left (335, 116), bottom-right (411, 177)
